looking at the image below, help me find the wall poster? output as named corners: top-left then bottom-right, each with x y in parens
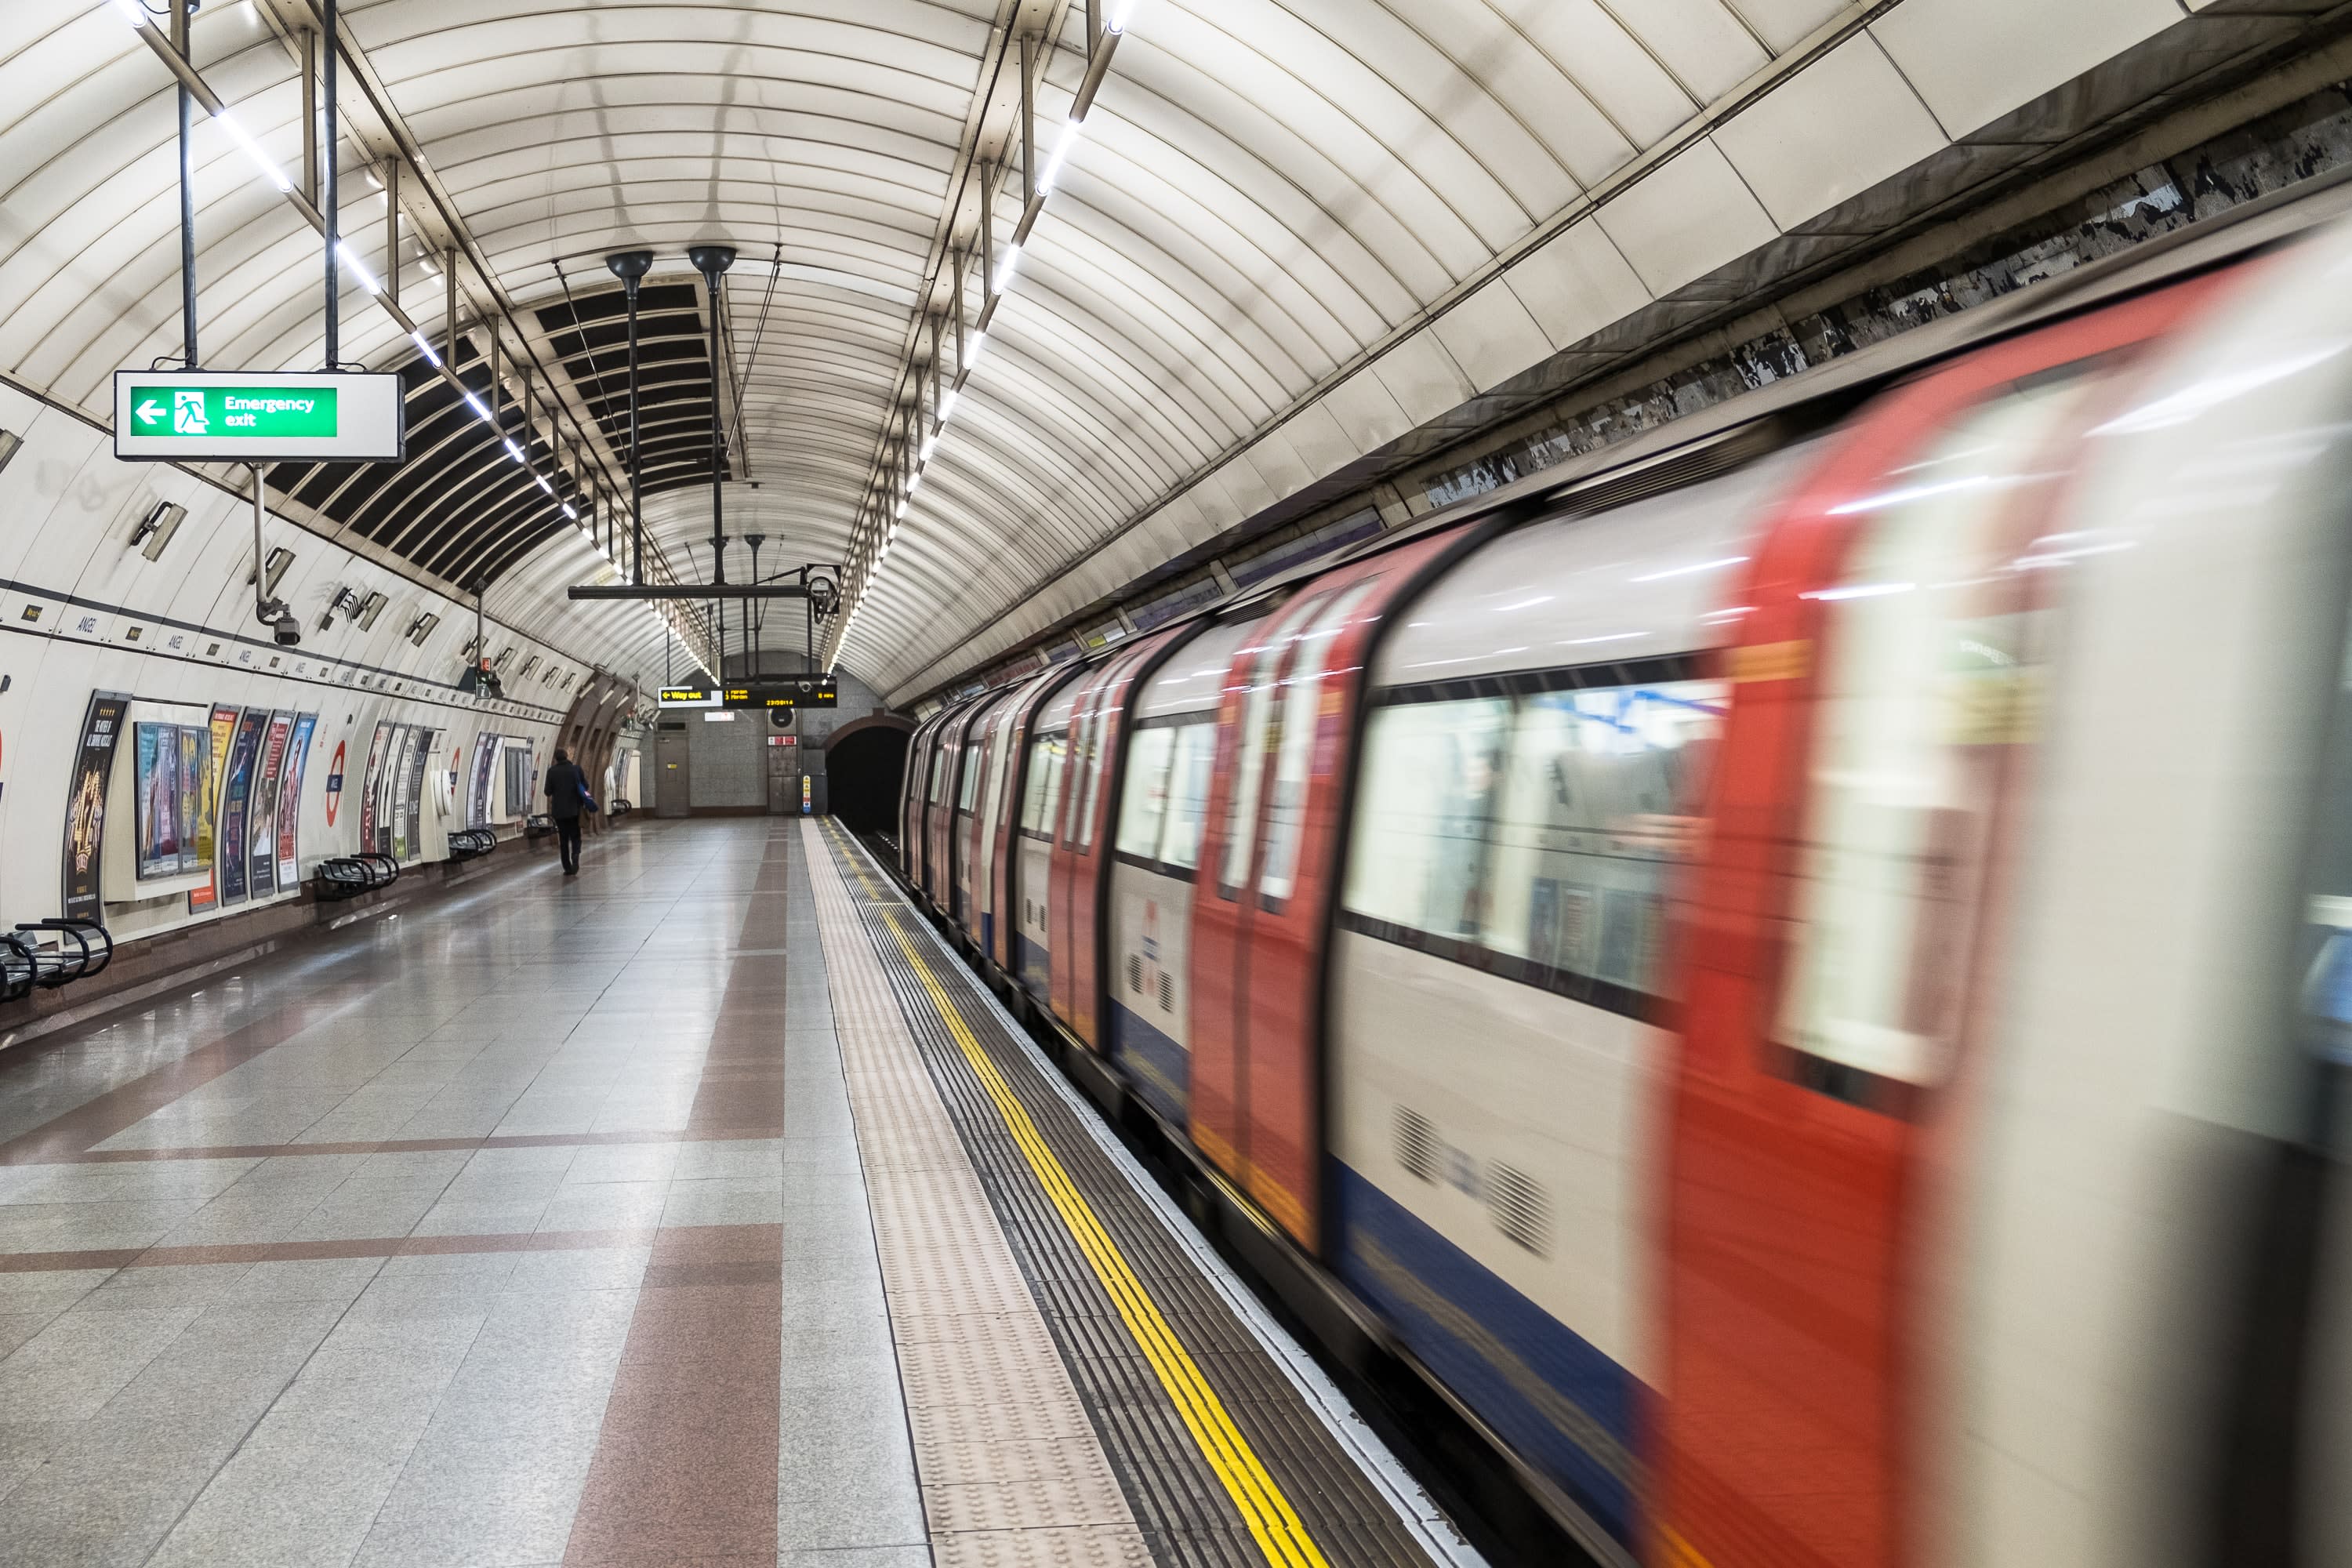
top-left (358, 721), bottom-right (391, 854)
top-left (216, 708), bottom-right (267, 908)
top-left (388, 725), bottom-right (419, 858)
top-left (277, 713), bottom-right (317, 888)
top-left (248, 711), bottom-right (292, 898)
top-left (60, 691), bottom-right (129, 924)
top-left (132, 724), bottom-right (182, 880)
top-left (400, 728), bottom-right (436, 860)
top-left (470, 733), bottom-right (499, 827)
top-left (502, 743), bottom-right (532, 819)
top-left (177, 727), bottom-right (205, 874)
top-left (189, 703), bottom-right (238, 913)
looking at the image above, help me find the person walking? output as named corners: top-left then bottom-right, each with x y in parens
top-left (544, 747), bottom-right (595, 876)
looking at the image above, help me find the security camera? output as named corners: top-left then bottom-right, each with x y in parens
top-left (274, 612), bottom-right (302, 648)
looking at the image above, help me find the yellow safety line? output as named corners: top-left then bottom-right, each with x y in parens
top-left (826, 826), bottom-right (1334, 1568)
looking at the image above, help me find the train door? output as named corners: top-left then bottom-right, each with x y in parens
top-left (993, 668), bottom-right (1081, 975)
top-left (1014, 677), bottom-right (1087, 1001)
top-left (1653, 280), bottom-right (2225, 1568)
top-left (969, 695), bottom-right (1023, 956)
top-left (928, 700), bottom-right (978, 912)
top-left (1048, 640), bottom-right (1167, 1047)
top-left (901, 718), bottom-right (935, 880)
top-left (1187, 536), bottom-right (1470, 1247)
top-left (953, 692), bottom-right (1007, 931)
top-left (920, 719), bottom-right (958, 904)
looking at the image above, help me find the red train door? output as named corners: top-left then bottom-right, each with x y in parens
top-left (1048, 640), bottom-right (1168, 1048)
top-left (991, 668), bottom-right (1078, 974)
top-left (1190, 532), bottom-right (1467, 1248)
top-left (1654, 278), bottom-right (2230, 1568)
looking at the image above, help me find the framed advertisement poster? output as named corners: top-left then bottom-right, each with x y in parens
top-left (61, 691), bottom-right (129, 924)
top-left (176, 726), bottom-right (204, 875)
top-left (388, 726), bottom-right (418, 859)
top-left (470, 733), bottom-right (498, 828)
top-left (133, 723), bottom-right (181, 880)
top-left (248, 712), bottom-right (292, 898)
top-left (358, 721), bottom-right (391, 854)
top-left (277, 713), bottom-right (316, 888)
top-left (188, 703), bottom-right (238, 914)
top-left (216, 708), bottom-right (267, 908)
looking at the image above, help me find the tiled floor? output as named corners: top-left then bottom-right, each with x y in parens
top-left (0, 820), bottom-right (924, 1568)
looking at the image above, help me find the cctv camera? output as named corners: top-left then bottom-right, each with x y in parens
top-left (274, 612), bottom-right (302, 648)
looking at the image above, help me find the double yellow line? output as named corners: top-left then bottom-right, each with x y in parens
top-left (829, 827), bottom-right (1332, 1568)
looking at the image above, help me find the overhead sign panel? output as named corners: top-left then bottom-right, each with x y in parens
top-left (658, 677), bottom-right (838, 710)
top-left (113, 371), bottom-right (405, 463)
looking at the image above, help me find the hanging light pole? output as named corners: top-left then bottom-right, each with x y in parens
top-left (604, 249), bottom-right (653, 584)
top-left (686, 244), bottom-right (735, 589)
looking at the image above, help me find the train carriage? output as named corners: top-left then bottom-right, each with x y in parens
top-left (891, 192), bottom-right (2352, 1568)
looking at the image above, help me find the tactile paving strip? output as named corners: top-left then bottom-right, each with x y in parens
top-left (806, 822), bottom-right (1156, 1568)
top-left (811, 822), bottom-right (1459, 1568)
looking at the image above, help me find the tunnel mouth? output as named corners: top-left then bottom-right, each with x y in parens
top-left (827, 718), bottom-right (910, 834)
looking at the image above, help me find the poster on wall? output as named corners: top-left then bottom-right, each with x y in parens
top-left (502, 744), bottom-right (532, 819)
top-left (401, 729), bottom-right (435, 860)
top-left (387, 725), bottom-right (417, 858)
top-left (276, 713), bottom-right (316, 888)
top-left (248, 712), bottom-right (292, 898)
top-left (189, 703), bottom-right (238, 913)
top-left (216, 708), bottom-right (267, 908)
top-left (60, 691), bottom-right (129, 924)
top-left (358, 721), bottom-right (391, 854)
top-left (470, 734), bottom-right (498, 827)
top-left (176, 727), bottom-right (204, 875)
top-left (132, 724), bottom-right (181, 880)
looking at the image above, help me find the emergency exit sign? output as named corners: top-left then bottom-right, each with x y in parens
top-left (113, 370), bottom-right (405, 462)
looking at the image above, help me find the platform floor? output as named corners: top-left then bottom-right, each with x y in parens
top-left (0, 818), bottom-right (1477, 1568)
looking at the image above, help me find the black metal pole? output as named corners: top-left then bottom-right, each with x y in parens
top-left (687, 245), bottom-right (735, 586)
top-left (321, 0), bottom-right (339, 367)
top-left (604, 251), bottom-right (653, 584)
top-left (175, 0), bottom-right (197, 367)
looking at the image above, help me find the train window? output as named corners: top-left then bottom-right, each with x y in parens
top-left (956, 739), bottom-right (984, 812)
top-left (1483, 681), bottom-right (1723, 994)
top-left (1160, 723), bottom-right (1216, 873)
top-left (1116, 724), bottom-right (1175, 859)
top-left (1219, 593), bottom-right (1330, 898)
top-left (927, 744), bottom-right (950, 804)
top-left (1343, 697), bottom-right (1510, 939)
top-left (1059, 705), bottom-right (1094, 844)
top-left (1020, 732), bottom-right (1065, 838)
top-left (1775, 389), bottom-right (2070, 1094)
top-left (1076, 697), bottom-right (1112, 850)
top-left (1261, 581), bottom-right (1380, 907)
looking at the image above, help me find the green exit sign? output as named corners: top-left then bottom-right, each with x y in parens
top-left (113, 370), bottom-right (405, 463)
top-left (128, 386), bottom-right (339, 439)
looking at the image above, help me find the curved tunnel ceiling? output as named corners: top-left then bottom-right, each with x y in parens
top-left (0, 0), bottom-right (2278, 700)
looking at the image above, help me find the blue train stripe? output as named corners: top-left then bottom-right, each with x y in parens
top-left (1109, 1000), bottom-right (1189, 1124)
top-left (1331, 1164), bottom-right (1643, 1547)
top-left (1016, 932), bottom-right (1050, 1000)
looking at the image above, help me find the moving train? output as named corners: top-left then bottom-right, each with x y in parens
top-left (895, 179), bottom-right (2352, 1567)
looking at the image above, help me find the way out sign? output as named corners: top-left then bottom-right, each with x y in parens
top-left (113, 370), bottom-right (405, 462)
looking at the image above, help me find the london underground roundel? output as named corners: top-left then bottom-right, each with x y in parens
top-left (324, 740), bottom-right (347, 826)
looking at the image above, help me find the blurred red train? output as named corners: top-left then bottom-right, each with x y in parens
top-left (897, 181), bottom-right (2352, 1567)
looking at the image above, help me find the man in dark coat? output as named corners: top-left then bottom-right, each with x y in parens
top-left (544, 748), bottom-right (593, 875)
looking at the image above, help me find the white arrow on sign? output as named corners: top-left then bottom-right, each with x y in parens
top-left (134, 398), bottom-right (165, 426)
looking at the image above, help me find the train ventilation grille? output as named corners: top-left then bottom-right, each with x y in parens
top-left (1127, 955), bottom-right (1143, 993)
top-left (1486, 1162), bottom-right (1550, 1255)
top-left (1395, 1108), bottom-right (1437, 1185)
top-left (1158, 971), bottom-right (1173, 1012)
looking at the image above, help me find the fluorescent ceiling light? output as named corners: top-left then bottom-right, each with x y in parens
top-left (214, 110), bottom-right (292, 192)
top-left (334, 241), bottom-right (381, 296)
top-left (408, 329), bottom-right (441, 368)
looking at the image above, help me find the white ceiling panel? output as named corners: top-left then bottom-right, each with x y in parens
top-left (1871, 0), bottom-right (2183, 141)
top-left (1712, 33), bottom-right (1948, 230)
top-left (1592, 139), bottom-right (1783, 297)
